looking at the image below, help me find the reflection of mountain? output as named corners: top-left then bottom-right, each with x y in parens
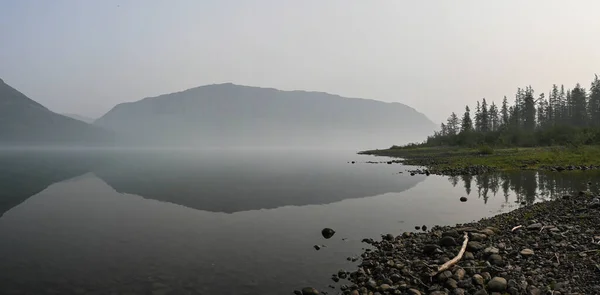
top-left (0, 152), bottom-right (96, 216)
top-left (447, 170), bottom-right (600, 205)
top-left (93, 153), bottom-right (426, 213)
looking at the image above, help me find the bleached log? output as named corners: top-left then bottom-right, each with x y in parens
top-left (431, 232), bottom-right (468, 276)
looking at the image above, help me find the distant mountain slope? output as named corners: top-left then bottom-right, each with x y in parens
top-left (62, 113), bottom-right (95, 124)
top-left (0, 78), bottom-right (112, 146)
top-left (95, 83), bottom-right (435, 149)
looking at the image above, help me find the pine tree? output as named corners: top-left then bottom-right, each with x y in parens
top-left (474, 101), bottom-right (482, 131)
top-left (558, 85), bottom-right (566, 124)
top-left (440, 123), bottom-right (448, 136)
top-left (513, 89), bottom-right (522, 128)
top-left (570, 83), bottom-right (588, 127)
top-left (590, 75), bottom-right (600, 127)
top-left (537, 93), bottom-right (547, 128)
top-left (461, 106), bottom-right (473, 133)
top-left (549, 84), bottom-right (559, 124)
top-left (523, 86), bottom-right (536, 131)
top-left (501, 96), bottom-right (509, 127)
top-left (566, 89), bottom-right (573, 125)
top-left (481, 99), bottom-right (489, 132)
top-left (489, 102), bottom-right (499, 131)
top-left (446, 112), bottom-right (460, 135)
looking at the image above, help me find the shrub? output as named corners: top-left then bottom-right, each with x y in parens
top-left (477, 145), bottom-right (494, 155)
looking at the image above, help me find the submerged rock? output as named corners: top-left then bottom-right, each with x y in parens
top-left (321, 228), bottom-right (336, 239)
top-left (301, 287), bottom-right (319, 295)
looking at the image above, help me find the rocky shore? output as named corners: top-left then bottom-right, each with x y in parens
top-left (299, 190), bottom-right (600, 295)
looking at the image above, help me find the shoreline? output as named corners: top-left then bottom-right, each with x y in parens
top-left (358, 146), bottom-right (600, 176)
top-left (299, 189), bottom-right (600, 295)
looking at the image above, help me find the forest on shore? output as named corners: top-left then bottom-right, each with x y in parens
top-left (404, 74), bottom-right (600, 148)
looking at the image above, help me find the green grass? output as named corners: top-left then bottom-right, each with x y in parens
top-left (359, 145), bottom-right (600, 171)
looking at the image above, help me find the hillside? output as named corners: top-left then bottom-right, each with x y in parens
top-left (62, 113), bottom-right (95, 124)
top-left (0, 78), bottom-right (112, 146)
top-left (94, 83), bottom-right (435, 149)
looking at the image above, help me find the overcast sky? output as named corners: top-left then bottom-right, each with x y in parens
top-left (1, 0), bottom-right (599, 122)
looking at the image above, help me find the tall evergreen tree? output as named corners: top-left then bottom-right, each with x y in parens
top-left (489, 102), bottom-right (499, 131)
top-left (565, 89), bottom-right (573, 125)
top-left (481, 99), bottom-right (489, 132)
top-left (501, 96), bottom-right (509, 127)
top-left (461, 106), bottom-right (473, 133)
top-left (570, 84), bottom-right (588, 127)
top-left (549, 84), bottom-right (559, 123)
top-left (440, 123), bottom-right (448, 136)
top-left (474, 101), bottom-right (482, 131)
top-left (589, 75), bottom-right (600, 127)
top-left (446, 112), bottom-right (460, 135)
top-left (537, 93), bottom-right (547, 128)
top-left (558, 85), bottom-right (566, 124)
top-left (523, 86), bottom-right (536, 131)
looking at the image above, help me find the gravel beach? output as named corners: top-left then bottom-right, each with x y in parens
top-left (299, 189), bottom-right (600, 295)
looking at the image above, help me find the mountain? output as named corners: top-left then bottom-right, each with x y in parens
top-left (95, 83), bottom-right (435, 149)
top-left (62, 113), bottom-right (95, 124)
top-left (0, 78), bottom-right (112, 146)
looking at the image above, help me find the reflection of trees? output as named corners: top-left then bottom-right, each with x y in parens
top-left (461, 175), bottom-right (472, 196)
top-left (448, 170), bottom-right (600, 205)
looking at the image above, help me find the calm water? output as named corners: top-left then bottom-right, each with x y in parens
top-left (0, 150), bottom-right (598, 295)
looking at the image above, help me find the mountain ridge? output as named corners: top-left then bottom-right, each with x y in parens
top-left (0, 78), bottom-right (113, 146)
top-left (95, 83), bottom-right (435, 149)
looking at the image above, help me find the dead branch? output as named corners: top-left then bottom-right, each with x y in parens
top-left (431, 232), bottom-right (468, 276)
top-left (511, 225), bottom-right (523, 232)
top-left (555, 253), bottom-right (560, 265)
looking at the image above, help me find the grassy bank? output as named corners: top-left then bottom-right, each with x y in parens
top-left (359, 145), bottom-right (600, 171)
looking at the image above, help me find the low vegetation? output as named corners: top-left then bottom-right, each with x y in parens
top-left (361, 145), bottom-right (600, 171)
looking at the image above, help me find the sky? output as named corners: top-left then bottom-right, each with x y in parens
top-left (1, 0), bottom-right (599, 123)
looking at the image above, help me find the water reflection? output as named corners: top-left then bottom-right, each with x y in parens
top-left (447, 170), bottom-right (600, 205)
top-left (92, 152), bottom-right (426, 213)
top-left (0, 151), bottom-right (100, 216)
top-left (0, 150), bottom-right (427, 215)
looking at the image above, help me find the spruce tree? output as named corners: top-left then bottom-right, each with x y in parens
top-left (475, 101), bottom-right (482, 131)
top-left (570, 84), bottom-right (588, 127)
top-left (447, 112), bottom-right (460, 135)
top-left (589, 75), bottom-right (600, 127)
top-left (461, 106), bottom-right (473, 133)
top-left (523, 86), bottom-right (536, 131)
top-left (489, 102), bottom-right (499, 131)
top-left (501, 96), bottom-right (509, 127)
top-left (481, 99), bottom-right (489, 132)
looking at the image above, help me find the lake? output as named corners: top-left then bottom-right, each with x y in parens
top-left (0, 149), bottom-right (598, 295)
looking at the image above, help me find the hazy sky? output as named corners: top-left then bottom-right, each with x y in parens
top-left (1, 0), bottom-right (599, 122)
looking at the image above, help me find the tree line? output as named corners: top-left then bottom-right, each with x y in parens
top-left (421, 74), bottom-right (600, 147)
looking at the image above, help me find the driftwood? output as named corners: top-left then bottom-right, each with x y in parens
top-left (431, 232), bottom-right (468, 276)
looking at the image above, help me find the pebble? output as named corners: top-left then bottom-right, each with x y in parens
top-left (467, 241), bottom-right (485, 251)
top-left (520, 249), bottom-right (535, 257)
top-left (488, 277), bottom-right (507, 292)
top-left (488, 253), bottom-right (504, 266)
top-left (439, 236), bottom-right (457, 247)
top-left (483, 247), bottom-right (499, 255)
top-left (453, 268), bottom-right (466, 280)
top-left (472, 274), bottom-right (484, 286)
